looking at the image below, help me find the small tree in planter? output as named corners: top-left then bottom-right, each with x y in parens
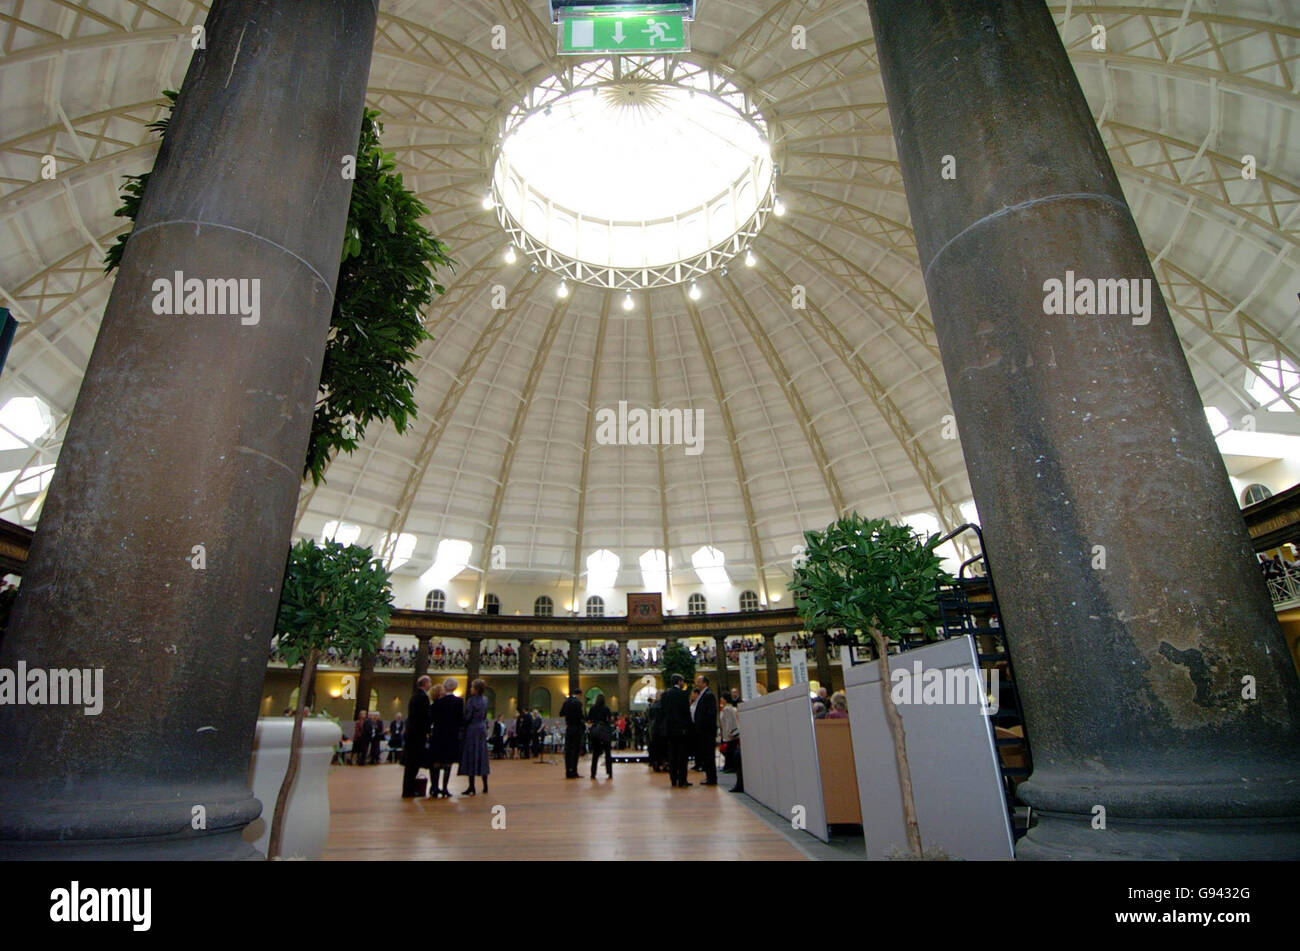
top-left (270, 539), bottom-right (392, 859)
top-left (660, 639), bottom-right (697, 687)
top-left (789, 513), bottom-right (950, 857)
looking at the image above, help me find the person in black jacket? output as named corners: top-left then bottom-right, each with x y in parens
top-left (660, 674), bottom-right (694, 788)
top-left (514, 709), bottom-right (533, 759)
top-left (586, 693), bottom-right (614, 780)
top-left (365, 711), bottom-right (385, 765)
top-left (402, 676), bottom-right (432, 798)
top-left (692, 674), bottom-right (718, 786)
top-left (647, 694), bottom-right (667, 771)
top-left (429, 678), bottom-right (465, 797)
top-left (559, 691), bottom-right (585, 778)
top-left (388, 713), bottom-right (405, 763)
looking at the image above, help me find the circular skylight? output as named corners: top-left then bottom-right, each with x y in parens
top-left (491, 58), bottom-right (774, 289)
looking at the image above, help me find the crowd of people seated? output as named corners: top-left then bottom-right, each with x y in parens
top-left (271, 639), bottom-right (682, 670)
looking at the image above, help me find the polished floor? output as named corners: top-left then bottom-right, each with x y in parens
top-left (322, 756), bottom-right (806, 861)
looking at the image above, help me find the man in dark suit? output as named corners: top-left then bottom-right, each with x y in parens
top-left (514, 709), bottom-right (532, 758)
top-left (660, 673), bottom-right (694, 788)
top-left (402, 676), bottom-right (432, 797)
top-left (693, 674), bottom-right (718, 786)
top-left (531, 708), bottom-right (544, 758)
top-left (559, 691), bottom-right (585, 778)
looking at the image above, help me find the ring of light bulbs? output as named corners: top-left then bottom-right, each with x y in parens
top-left (481, 56), bottom-right (785, 301)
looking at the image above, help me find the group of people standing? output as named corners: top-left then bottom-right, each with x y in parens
top-left (401, 676), bottom-right (492, 798)
top-left (652, 674), bottom-right (721, 787)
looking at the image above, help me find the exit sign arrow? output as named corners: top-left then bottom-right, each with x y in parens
top-left (613, 21), bottom-right (626, 44)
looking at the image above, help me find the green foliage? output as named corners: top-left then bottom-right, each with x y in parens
top-left (104, 98), bottom-right (454, 485)
top-left (660, 639), bottom-right (696, 685)
top-left (273, 539), bottom-right (393, 667)
top-left (789, 513), bottom-right (952, 644)
top-left (102, 90), bottom-right (177, 274)
top-left (306, 108), bottom-right (455, 485)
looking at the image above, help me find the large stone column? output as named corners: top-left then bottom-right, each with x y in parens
top-left (616, 637), bottom-right (630, 713)
top-left (0, 0), bottom-right (377, 860)
top-left (567, 637), bottom-right (582, 696)
top-left (413, 634), bottom-right (431, 689)
top-left (763, 633), bottom-right (780, 693)
top-left (713, 635), bottom-right (730, 695)
top-left (868, 0), bottom-right (1300, 858)
top-left (516, 638), bottom-right (532, 713)
top-left (466, 636), bottom-right (482, 684)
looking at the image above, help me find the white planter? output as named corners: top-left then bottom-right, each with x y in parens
top-left (243, 717), bottom-right (340, 860)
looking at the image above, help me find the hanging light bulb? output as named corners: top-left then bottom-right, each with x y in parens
top-left (623, 292), bottom-right (635, 311)
top-left (773, 197), bottom-right (786, 217)
top-left (557, 280), bottom-right (569, 298)
top-left (482, 194), bottom-right (494, 210)
top-left (689, 282), bottom-right (702, 301)
top-left (745, 249), bottom-right (757, 268)
top-left (504, 246), bottom-right (517, 265)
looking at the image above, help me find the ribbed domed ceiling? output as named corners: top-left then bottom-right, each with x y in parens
top-left (0, 1), bottom-right (1296, 592)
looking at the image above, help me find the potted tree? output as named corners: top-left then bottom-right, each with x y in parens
top-left (660, 639), bottom-right (697, 687)
top-left (264, 539), bottom-right (393, 859)
top-left (789, 514), bottom-right (950, 857)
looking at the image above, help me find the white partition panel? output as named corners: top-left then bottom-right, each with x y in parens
top-left (737, 683), bottom-right (829, 842)
top-left (843, 636), bottom-right (1014, 860)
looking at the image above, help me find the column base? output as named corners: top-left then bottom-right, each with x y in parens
top-left (0, 787), bottom-right (263, 860)
top-left (0, 829), bottom-right (263, 861)
top-left (1017, 810), bottom-right (1300, 860)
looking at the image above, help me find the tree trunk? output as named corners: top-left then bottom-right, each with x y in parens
top-left (268, 647), bottom-right (318, 860)
top-left (872, 629), bottom-right (922, 856)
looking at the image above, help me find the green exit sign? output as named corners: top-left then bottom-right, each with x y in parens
top-left (559, 12), bottom-right (690, 55)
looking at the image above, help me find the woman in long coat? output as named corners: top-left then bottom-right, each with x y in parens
top-left (459, 679), bottom-right (491, 794)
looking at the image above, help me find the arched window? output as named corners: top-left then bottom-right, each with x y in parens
top-left (632, 682), bottom-right (657, 709)
top-left (425, 589), bottom-right (446, 612)
top-left (586, 595), bottom-right (605, 618)
top-left (1242, 483), bottom-right (1273, 507)
top-left (688, 592), bottom-right (707, 616)
top-left (534, 595), bottom-right (554, 617)
top-left (484, 593), bottom-right (501, 616)
top-left (739, 590), bottom-right (760, 612)
top-left (529, 686), bottom-right (551, 716)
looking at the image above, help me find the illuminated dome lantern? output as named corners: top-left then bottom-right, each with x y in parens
top-left (492, 58), bottom-right (774, 290)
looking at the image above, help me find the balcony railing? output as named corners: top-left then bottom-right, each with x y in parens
top-left (1265, 564), bottom-right (1300, 609)
top-left (267, 637), bottom-right (829, 673)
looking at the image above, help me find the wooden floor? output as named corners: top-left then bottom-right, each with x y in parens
top-left (322, 756), bottom-right (806, 861)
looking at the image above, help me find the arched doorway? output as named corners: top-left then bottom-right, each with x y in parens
top-left (529, 686), bottom-right (551, 716)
